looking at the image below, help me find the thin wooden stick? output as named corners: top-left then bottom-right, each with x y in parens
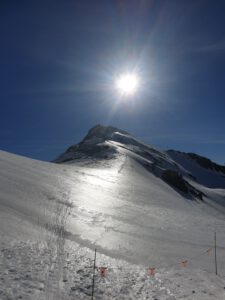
top-left (91, 248), bottom-right (97, 300)
top-left (214, 231), bottom-right (218, 275)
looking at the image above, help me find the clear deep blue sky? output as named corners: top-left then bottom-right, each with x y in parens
top-left (1, 0), bottom-right (225, 163)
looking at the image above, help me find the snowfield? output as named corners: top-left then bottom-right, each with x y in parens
top-left (0, 125), bottom-right (225, 299)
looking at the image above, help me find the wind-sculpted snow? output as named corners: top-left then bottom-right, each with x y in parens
top-left (0, 140), bottom-right (225, 299)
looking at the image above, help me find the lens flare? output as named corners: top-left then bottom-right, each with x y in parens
top-left (116, 73), bottom-right (139, 96)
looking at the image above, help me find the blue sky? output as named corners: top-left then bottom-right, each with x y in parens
top-left (0, 0), bottom-right (225, 164)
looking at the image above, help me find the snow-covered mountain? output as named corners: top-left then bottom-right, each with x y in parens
top-left (56, 124), bottom-right (225, 205)
top-left (1, 124), bottom-right (225, 299)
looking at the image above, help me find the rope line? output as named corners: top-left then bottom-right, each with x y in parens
top-left (91, 247), bottom-right (215, 275)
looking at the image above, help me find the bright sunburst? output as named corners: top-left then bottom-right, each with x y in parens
top-left (115, 73), bottom-right (139, 96)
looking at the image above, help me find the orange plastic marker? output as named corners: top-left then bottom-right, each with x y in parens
top-left (99, 267), bottom-right (108, 277)
top-left (148, 267), bottom-right (156, 276)
top-left (181, 260), bottom-right (188, 267)
top-left (206, 249), bottom-right (212, 256)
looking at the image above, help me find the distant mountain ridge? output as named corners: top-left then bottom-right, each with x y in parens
top-left (175, 151), bottom-right (225, 174)
top-left (167, 150), bottom-right (225, 189)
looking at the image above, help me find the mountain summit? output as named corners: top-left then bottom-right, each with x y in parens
top-left (80, 124), bottom-right (128, 143)
top-left (55, 124), bottom-right (165, 163)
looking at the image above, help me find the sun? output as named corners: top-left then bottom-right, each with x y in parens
top-left (115, 73), bottom-right (139, 96)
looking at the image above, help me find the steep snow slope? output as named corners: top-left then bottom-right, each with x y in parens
top-left (1, 126), bottom-right (225, 299)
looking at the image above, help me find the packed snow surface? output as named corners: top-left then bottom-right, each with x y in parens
top-left (0, 126), bottom-right (225, 299)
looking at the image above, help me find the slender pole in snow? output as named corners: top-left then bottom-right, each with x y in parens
top-left (91, 248), bottom-right (97, 300)
top-left (214, 231), bottom-right (218, 275)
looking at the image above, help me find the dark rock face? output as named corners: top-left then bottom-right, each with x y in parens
top-left (161, 169), bottom-right (205, 200)
top-left (162, 170), bottom-right (189, 193)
